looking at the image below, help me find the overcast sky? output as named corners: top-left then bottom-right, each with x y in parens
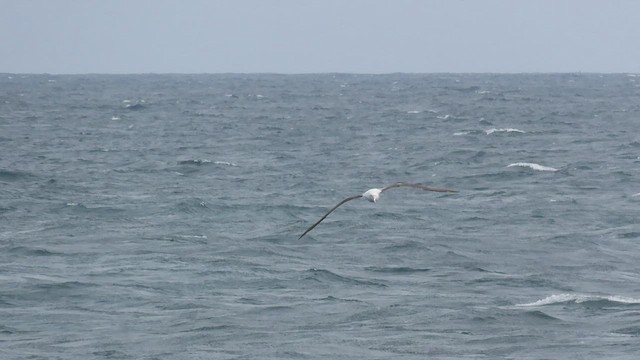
top-left (1, 0), bottom-right (639, 74)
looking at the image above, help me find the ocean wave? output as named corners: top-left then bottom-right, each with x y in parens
top-left (174, 199), bottom-right (211, 214)
top-left (316, 295), bottom-right (364, 303)
top-left (516, 293), bottom-right (640, 307)
top-left (33, 280), bottom-right (99, 292)
top-left (143, 234), bottom-right (208, 243)
top-left (213, 161), bottom-right (237, 166)
top-left (178, 159), bottom-right (237, 166)
top-left (614, 325), bottom-right (640, 336)
top-left (617, 231), bottom-right (640, 239)
top-left (0, 205), bottom-right (17, 214)
top-left (507, 162), bottom-right (558, 172)
top-left (8, 246), bottom-right (61, 257)
top-left (0, 169), bottom-right (36, 181)
top-left (520, 310), bottom-right (563, 321)
top-left (404, 109), bottom-right (438, 114)
top-left (485, 128), bottom-right (526, 135)
top-left (365, 266), bottom-right (431, 274)
top-left (303, 268), bottom-right (386, 287)
top-left (62, 203), bottom-right (126, 215)
top-left (123, 100), bottom-right (146, 110)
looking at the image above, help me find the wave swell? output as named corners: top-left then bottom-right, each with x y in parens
top-left (507, 162), bottom-right (558, 172)
top-left (485, 128), bottom-right (526, 135)
top-left (517, 293), bottom-right (640, 307)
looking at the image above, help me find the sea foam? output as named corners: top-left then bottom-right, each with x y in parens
top-left (507, 162), bottom-right (558, 172)
top-left (485, 128), bottom-right (526, 135)
top-left (517, 293), bottom-right (640, 307)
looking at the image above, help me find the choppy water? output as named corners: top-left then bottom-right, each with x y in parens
top-left (1, 73), bottom-right (640, 359)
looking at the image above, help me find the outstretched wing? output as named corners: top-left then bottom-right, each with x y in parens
top-left (299, 195), bottom-right (362, 239)
top-left (380, 182), bottom-right (457, 193)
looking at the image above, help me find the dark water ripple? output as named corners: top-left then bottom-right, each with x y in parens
top-left (1, 73), bottom-right (640, 359)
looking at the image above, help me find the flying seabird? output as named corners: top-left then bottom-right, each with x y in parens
top-left (299, 182), bottom-right (456, 239)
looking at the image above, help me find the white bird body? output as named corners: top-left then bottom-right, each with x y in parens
top-left (362, 188), bottom-right (382, 203)
top-left (298, 182), bottom-right (456, 239)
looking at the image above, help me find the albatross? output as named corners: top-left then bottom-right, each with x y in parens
top-left (299, 182), bottom-right (456, 239)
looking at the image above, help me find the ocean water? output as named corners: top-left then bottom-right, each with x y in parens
top-left (1, 73), bottom-right (640, 359)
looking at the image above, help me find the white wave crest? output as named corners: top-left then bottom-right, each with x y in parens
top-left (214, 161), bottom-right (237, 166)
top-left (178, 159), bottom-right (237, 167)
top-left (174, 234), bottom-right (207, 240)
top-left (507, 162), bottom-right (558, 172)
top-left (485, 128), bottom-right (526, 135)
top-left (517, 293), bottom-right (640, 307)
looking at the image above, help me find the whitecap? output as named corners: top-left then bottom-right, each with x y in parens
top-left (214, 161), bottom-right (237, 166)
top-left (485, 128), bottom-right (526, 135)
top-left (178, 159), bottom-right (237, 166)
top-left (175, 234), bottom-right (207, 240)
top-left (507, 162), bottom-right (558, 172)
top-left (437, 114), bottom-right (451, 120)
top-left (407, 110), bottom-right (421, 114)
top-left (632, 193), bottom-right (640, 197)
top-left (111, 116), bottom-right (120, 121)
top-left (453, 131), bottom-right (470, 136)
top-left (517, 293), bottom-right (640, 307)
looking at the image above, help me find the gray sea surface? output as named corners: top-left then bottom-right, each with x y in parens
top-left (1, 73), bottom-right (640, 359)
